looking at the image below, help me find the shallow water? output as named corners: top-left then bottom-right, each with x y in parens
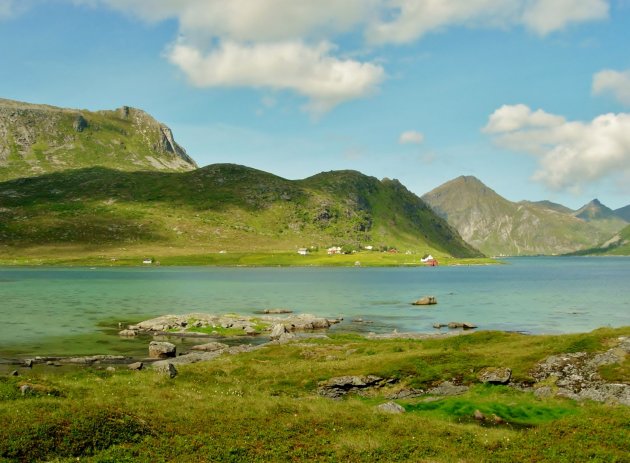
top-left (0, 257), bottom-right (628, 357)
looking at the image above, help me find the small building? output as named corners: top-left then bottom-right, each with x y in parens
top-left (420, 254), bottom-right (434, 263)
top-left (327, 246), bottom-right (342, 255)
top-left (297, 248), bottom-right (309, 255)
top-left (142, 258), bottom-right (153, 265)
top-left (364, 245), bottom-right (373, 251)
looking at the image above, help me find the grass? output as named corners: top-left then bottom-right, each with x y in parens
top-left (1, 327), bottom-right (628, 462)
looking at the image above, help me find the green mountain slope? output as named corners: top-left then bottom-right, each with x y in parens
top-left (0, 98), bottom-right (196, 181)
top-left (525, 200), bottom-right (574, 215)
top-left (0, 164), bottom-right (481, 260)
top-left (421, 176), bottom-right (623, 256)
top-left (570, 224), bottom-right (630, 256)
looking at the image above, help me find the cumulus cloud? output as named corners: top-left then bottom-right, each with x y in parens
top-left (168, 41), bottom-right (384, 116)
top-left (483, 104), bottom-right (630, 191)
top-left (399, 130), bottom-right (425, 144)
top-left (367, 0), bottom-right (609, 44)
top-left (69, 0), bottom-right (610, 113)
top-left (593, 69), bottom-right (630, 106)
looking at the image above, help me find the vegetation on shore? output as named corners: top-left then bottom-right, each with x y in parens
top-left (1, 327), bottom-right (628, 462)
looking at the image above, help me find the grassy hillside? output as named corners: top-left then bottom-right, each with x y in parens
top-left (0, 164), bottom-right (481, 264)
top-left (422, 176), bottom-right (626, 256)
top-left (570, 224), bottom-right (630, 256)
top-left (0, 328), bottom-right (628, 462)
top-left (0, 98), bottom-right (196, 181)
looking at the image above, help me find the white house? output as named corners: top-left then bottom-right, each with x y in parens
top-left (327, 246), bottom-right (342, 255)
top-left (420, 254), bottom-right (434, 263)
top-left (297, 248), bottom-right (309, 255)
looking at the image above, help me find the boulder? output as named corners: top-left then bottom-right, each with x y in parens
top-left (478, 367), bottom-right (512, 385)
top-left (190, 342), bottom-right (229, 352)
top-left (153, 362), bottom-right (178, 379)
top-left (24, 359), bottom-right (33, 368)
top-left (473, 409), bottom-right (485, 421)
top-left (270, 324), bottom-right (289, 340)
top-left (412, 296), bottom-right (437, 306)
top-left (10, 370), bottom-right (18, 377)
top-left (377, 401), bottom-right (406, 414)
top-left (263, 308), bottom-right (293, 314)
top-left (105, 366), bottom-right (116, 373)
top-left (447, 322), bottom-right (477, 329)
top-left (149, 341), bottom-right (176, 359)
top-left (128, 362), bottom-right (143, 371)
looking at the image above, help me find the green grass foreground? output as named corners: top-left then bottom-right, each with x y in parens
top-left (1, 328), bottom-right (628, 462)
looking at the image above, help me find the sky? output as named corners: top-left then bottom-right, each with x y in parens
top-left (1, 0), bottom-right (630, 210)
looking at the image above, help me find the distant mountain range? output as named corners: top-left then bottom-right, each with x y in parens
top-left (0, 98), bottom-right (480, 259)
top-left (422, 176), bottom-right (628, 256)
top-left (1, 97), bottom-right (627, 259)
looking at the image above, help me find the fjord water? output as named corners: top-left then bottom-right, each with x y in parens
top-left (0, 257), bottom-right (628, 357)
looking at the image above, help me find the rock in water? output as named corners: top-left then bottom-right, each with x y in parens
top-left (148, 341), bottom-right (176, 359)
top-left (190, 342), bottom-right (229, 352)
top-left (270, 324), bottom-right (289, 340)
top-left (478, 367), bottom-right (512, 384)
top-left (412, 296), bottom-right (437, 306)
top-left (377, 402), bottom-right (406, 414)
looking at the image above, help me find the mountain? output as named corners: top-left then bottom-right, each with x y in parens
top-left (421, 176), bottom-right (624, 256)
top-left (0, 98), bottom-right (196, 181)
top-left (614, 204), bottom-right (630, 222)
top-left (525, 200), bottom-right (574, 215)
top-left (572, 199), bottom-right (629, 236)
top-left (0, 164), bottom-right (481, 259)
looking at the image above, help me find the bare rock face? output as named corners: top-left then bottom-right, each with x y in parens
top-left (530, 336), bottom-right (630, 405)
top-left (148, 341), bottom-right (176, 359)
top-left (73, 114), bottom-right (88, 132)
top-left (478, 367), bottom-right (512, 385)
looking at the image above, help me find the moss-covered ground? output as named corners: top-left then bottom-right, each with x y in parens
top-left (1, 327), bottom-right (628, 462)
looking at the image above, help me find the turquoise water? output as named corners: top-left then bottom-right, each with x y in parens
top-left (0, 257), bottom-right (628, 357)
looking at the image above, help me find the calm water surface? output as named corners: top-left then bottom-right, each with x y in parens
top-left (0, 257), bottom-right (628, 357)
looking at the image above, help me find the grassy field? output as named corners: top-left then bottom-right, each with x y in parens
top-left (1, 328), bottom-right (628, 462)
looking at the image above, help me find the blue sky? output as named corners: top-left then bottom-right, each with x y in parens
top-left (1, 0), bottom-right (629, 209)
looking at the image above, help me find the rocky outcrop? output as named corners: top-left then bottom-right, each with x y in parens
top-left (426, 381), bottom-right (469, 396)
top-left (318, 375), bottom-right (393, 399)
top-left (530, 336), bottom-right (630, 405)
top-left (124, 312), bottom-right (342, 338)
top-left (376, 402), bottom-right (406, 414)
top-left (153, 362), bottom-right (178, 379)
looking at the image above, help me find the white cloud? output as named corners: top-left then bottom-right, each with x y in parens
top-left (0, 0), bottom-right (28, 19)
top-left (71, 0), bottom-right (610, 113)
top-left (399, 130), bottom-right (425, 144)
top-left (168, 41), bottom-right (385, 115)
top-left (521, 0), bottom-right (609, 36)
top-left (367, 0), bottom-right (609, 44)
top-left (484, 104), bottom-right (630, 191)
top-left (593, 69), bottom-right (630, 106)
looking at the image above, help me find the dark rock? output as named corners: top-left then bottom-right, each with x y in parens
top-left (377, 401), bottom-right (406, 414)
top-left (149, 341), bottom-right (176, 359)
top-left (10, 370), bottom-right (18, 377)
top-left (478, 367), bottom-right (512, 385)
top-left (263, 308), bottom-right (293, 314)
top-left (385, 388), bottom-right (424, 399)
top-left (73, 114), bottom-right (88, 132)
top-left (447, 322), bottom-right (477, 329)
top-left (318, 375), bottom-right (386, 399)
top-left (412, 296), bottom-right (437, 306)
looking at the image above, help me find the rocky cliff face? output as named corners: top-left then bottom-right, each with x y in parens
top-left (0, 98), bottom-right (196, 181)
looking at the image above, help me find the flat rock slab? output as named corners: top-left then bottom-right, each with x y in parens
top-left (377, 401), bottom-right (406, 414)
top-left (427, 381), bottom-right (469, 396)
top-left (190, 342), bottom-right (229, 352)
top-left (318, 375), bottom-right (389, 399)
